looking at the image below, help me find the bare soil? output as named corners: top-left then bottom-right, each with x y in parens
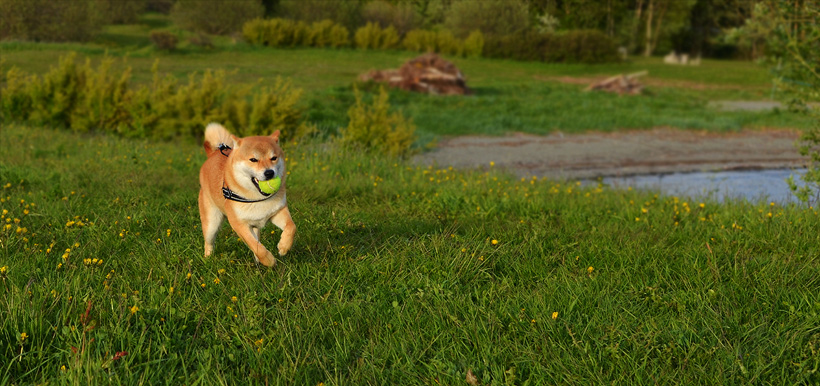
top-left (415, 128), bottom-right (808, 179)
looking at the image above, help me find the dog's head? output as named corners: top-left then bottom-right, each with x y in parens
top-left (229, 131), bottom-right (286, 197)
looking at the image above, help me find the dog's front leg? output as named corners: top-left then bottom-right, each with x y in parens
top-left (228, 217), bottom-right (276, 267)
top-left (271, 207), bottom-right (296, 256)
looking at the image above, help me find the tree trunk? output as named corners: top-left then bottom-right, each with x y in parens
top-left (643, 0), bottom-right (654, 57)
top-left (650, 0), bottom-right (670, 56)
top-left (630, 0), bottom-right (644, 52)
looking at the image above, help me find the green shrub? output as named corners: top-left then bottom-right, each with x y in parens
top-left (0, 0), bottom-right (101, 42)
top-left (545, 30), bottom-right (619, 63)
top-left (0, 54), bottom-right (306, 141)
top-left (361, 0), bottom-right (416, 35)
top-left (96, 0), bottom-right (146, 24)
top-left (434, 30), bottom-right (462, 56)
top-left (172, 0), bottom-right (264, 35)
top-left (484, 29), bottom-right (618, 63)
top-left (354, 22), bottom-right (400, 50)
top-left (462, 30), bottom-right (485, 57)
top-left (149, 31), bottom-right (178, 51)
top-left (278, 0), bottom-right (362, 31)
top-left (189, 33), bottom-right (215, 49)
top-left (244, 18), bottom-right (349, 48)
top-left (443, 0), bottom-right (529, 38)
top-left (341, 86), bottom-right (416, 158)
top-left (402, 29), bottom-right (464, 56)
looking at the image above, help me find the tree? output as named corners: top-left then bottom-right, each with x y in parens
top-left (767, 0), bottom-right (820, 204)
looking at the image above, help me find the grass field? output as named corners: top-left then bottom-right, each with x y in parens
top-left (2, 13), bottom-right (819, 385)
top-left (1, 13), bottom-right (815, 146)
top-left (1, 124), bottom-right (819, 384)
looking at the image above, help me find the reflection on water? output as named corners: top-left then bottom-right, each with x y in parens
top-left (602, 169), bottom-right (808, 203)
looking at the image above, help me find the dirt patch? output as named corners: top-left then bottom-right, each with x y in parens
top-left (414, 128), bottom-right (807, 179)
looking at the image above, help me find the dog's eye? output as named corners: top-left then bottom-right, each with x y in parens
top-left (271, 156), bottom-right (278, 161)
top-left (249, 158), bottom-right (258, 163)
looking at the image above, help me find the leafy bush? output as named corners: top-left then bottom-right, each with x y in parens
top-left (0, 0), bottom-right (101, 42)
top-left (278, 0), bottom-right (362, 31)
top-left (402, 29), bottom-right (462, 56)
top-left (484, 29), bottom-right (618, 63)
top-left (545, 30), bottom-right (619, 63)
top-left (172, 0), bottom-right (264, 35)
top-left (354, 22), bottom-right (400, 50)
top-left (361, 0), bottom-right (416, 35)
top-left (243, 18), bottom-right (349, 48)
top-left (444, 0), bottom-right (529, 38)
top-left (308, 19), bottom-right (350, 48)
top-left (341, 86), bottom-right (416, 158)
top-left (149, 31), bottom-right (178, 51)
top-left (189, 33), bottom-right (215, 49)
top-left (0, 54), bottom-right (306, 141)
top-left (96, 0), bottom-right (146, 24)
top-left (462, 30), bottom-right (485, 57)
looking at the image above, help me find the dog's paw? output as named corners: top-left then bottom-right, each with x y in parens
top-left (255, 251), bottom-right (276, 267)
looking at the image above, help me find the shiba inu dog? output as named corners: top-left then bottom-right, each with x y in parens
top-left (198, 123), bottom-right (295, 267)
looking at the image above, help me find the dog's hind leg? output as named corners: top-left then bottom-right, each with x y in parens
top-left (199, 194), bottom-right (224, 257)
top-left (272, 207), bottom-right (296, 256)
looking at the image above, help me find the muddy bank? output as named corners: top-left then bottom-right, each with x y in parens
top-left (414, 128), bottom-right (807, 180)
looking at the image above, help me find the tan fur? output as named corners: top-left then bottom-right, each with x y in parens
top-left (198, 123), bottom-right (295, 267)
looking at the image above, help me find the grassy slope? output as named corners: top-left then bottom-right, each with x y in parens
top-left (1, 125), bottom-right (819, 384)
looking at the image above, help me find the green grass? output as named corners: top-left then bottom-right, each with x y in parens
top-left (1, 13), bottom-right (815, 146)
top-left (1, 124), bottom-right (819, 384)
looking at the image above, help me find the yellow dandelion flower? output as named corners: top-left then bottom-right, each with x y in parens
top-left (200, 283), bottom-right (206, 288)
top-left (213, 278), bottom-right (220, 284)
top-left (130, 305), bottom-right (139, 314)
top-left (231, 296), bottom-right (238, 302)
top-left (0, 266), bottom-right (7, 274)
top-left (587, 266), bottom-right (594, 274)
top-left (552, 311), bottom-right (558, 320)
top-left (20, 332), bottom-right (28, 341)
top-left (491, 239), bottom-right (498, 245)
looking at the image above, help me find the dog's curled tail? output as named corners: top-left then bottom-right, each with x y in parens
top-left (203, 123), bottom-right (235, 157)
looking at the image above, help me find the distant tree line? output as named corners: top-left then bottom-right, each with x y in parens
top-left (0, 0), bottom-right (811, 59)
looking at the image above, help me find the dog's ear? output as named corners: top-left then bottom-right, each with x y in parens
top-left (230, 135), bottom-right (242, 148)
top-left (270, 130), bottom-right (280, 144)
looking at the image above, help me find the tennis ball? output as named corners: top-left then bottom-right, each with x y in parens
top-left (258, 176), bottom-right (281, 195)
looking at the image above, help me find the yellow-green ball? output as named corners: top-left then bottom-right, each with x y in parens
top-left (259, 177), bottom-right (281, 195)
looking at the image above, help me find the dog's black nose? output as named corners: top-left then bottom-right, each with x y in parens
top-left (264, 169), bottom-right (275, 179)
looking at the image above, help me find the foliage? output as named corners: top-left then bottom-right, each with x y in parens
top-left (0, 54), bottom-right (305, 141)
top-left (188, 33), bottom-right (215, 49)
top-left (149, 31), bottom-right (178, 51)
top-left (484, 29), bottom-right (618, 63)
top-left (243, 18), bottom-right (350, 48)
top-left (277, 0), bottom-right (363, 31)
top-left (0, 0), bottom-right (102, 42)
top-left (96, 0), bottom-right (146, 25)
top-left (341, 86), bottom-right (416, 157)
top-left (354, 22), bottom-right (400, 50)
top-left (462, 30), bottom-right (485, 57)
top-left (308, 19), bottom-right (351, 48)
top-left (401, 29), bottom-right (463, 56)
top-left (2, 123), bottom-right (820, 384)
top-left (765, 1), bottom-right (820, 205)
top-left (361, 0), bottom-right (417, 35)
top-left (443, 0), bottom-right (530, 38)
top-left (171, 0), bottom-right (264, 35)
